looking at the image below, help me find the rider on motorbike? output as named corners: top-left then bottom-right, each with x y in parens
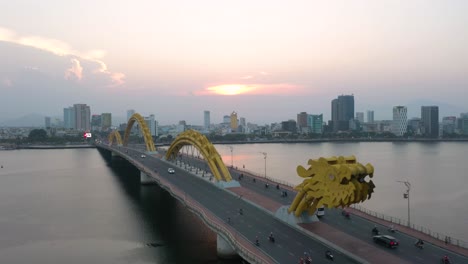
top-left (442, 255), bottom-right (450, 264)
top-left (372, 226), bottom-right (379, 235)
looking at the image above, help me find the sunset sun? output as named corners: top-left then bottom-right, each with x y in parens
top-left (206, 84), bottom-right (253, 95)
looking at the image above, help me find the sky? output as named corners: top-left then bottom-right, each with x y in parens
top-left (1, 0), bottom-right (467, 125)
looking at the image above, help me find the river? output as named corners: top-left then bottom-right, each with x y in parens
top-left (0, 142), bottom-right (467, 263)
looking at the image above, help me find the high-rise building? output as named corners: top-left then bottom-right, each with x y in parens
top-left (144, 114), bottom-right (156, 136)
top-left (356, 112), bottom-right (364, 123)
top-left (230, 111), bottom-right (238, 131)
top-left (223, 115), bottom-right (230, 124)
top-left (127, 109), bottom-right (135, 122)
top-left (392, 106), bottom-right (408, 136)
top-left (331, 95), bottom-right (354, 132)
top-left (281, 120), bottom-right (297, 133)
top-left (63, 107), bottom-right (75, 129)
top-left (101, 113), bottom-right (112, 131)
top-left (91, 115), bottom-right (101, 131)
top-left (239, 117), bottom-right (246, 127)
top-left (204, 111), bottom-right (210, 131)
top-left (297, 112), bottom-right (308, 130)
top-left (421, 106), bottom-right (439, 138)
top-left (459, 113), bottom-right (468, 135)
top-left (307, 114), bottom-right (323, 134)
top-left (44, 117), bottom-right (51, 128)
top-left (367, 110), bottom-right (374, 123)
top-left (74, 104), bottom-right (91, 131)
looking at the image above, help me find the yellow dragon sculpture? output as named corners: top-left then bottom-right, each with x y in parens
top-left (288, 156), bottom-right (375, 217)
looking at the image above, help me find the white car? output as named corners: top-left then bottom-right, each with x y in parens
top-left (168, 168), bottom-right (175, 174)
top-left (316, 206), bottom-right (325, 217)
top-left (140, 154), bottom-right (146, 158)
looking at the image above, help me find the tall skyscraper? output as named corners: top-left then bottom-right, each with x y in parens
top-left (204, 110), bottom-right (210, 131)
top-left (356, 112), bottom-right (364, 123)
top-left (392, 106), bottom-right (408, 136)
top-left (421, 106), bottom-right (439, 138)
top-left (331, 95), bottom-right (354, 132)
top-left (297, 112), bottom-right (308, 130)
top-left (367, 110), bottom-right (374, 123)
top-left (91, 115), bottom-right (101, 131)
top-left (230, 111), bottom-right (238, 131)
top-left (101, 113), bottom-right (112, 131)
top-left (127, 109), bottom-right (135, 122)
top-left (74, 104), bottom-right (91, 131)
top-left (63, 107), bottom-right (75, 129)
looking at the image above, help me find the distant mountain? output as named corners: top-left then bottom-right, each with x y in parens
top-left (0, 113), bottom-right (46, 127)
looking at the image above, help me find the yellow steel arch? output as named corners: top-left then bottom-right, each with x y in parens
top-left (108, 130), bottom-right (123, 146)
top-left (123, 113), bottom-right (156, 152)
top-left (165, 129), bottom-right (233, 182)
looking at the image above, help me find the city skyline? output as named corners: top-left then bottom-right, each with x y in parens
top-left (1, 1), bottom-right (468, 124)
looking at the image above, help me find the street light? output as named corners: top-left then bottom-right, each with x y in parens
top-left (260, 152), bottom-right (267, 178)
top-left (397, 180), bottom-right (411, 227)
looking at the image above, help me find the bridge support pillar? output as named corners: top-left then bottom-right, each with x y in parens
top-left (216, 234), bottom-right (237, 259)
top-left (140, 171), bottom-right (156, 185)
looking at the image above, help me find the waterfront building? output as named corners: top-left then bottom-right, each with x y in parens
top-left (223, 115), bottom-right (230, 124)
top-left (392, 106), bottom-right (408, 136)
top-left (91, 115), bottom-right (101, 131)
top-left (73, 104), bottom-right (91, 131)
top-left (63, 107), bottom-right (75, 129)
top-left (442, 116), bottom-right (457, 135)
top-left (204, 111), bottom-right (210, 131)
top-left (281, 120), bottom-right (297, 133)
top-left (331, 95), bottom-right (354, 132)
top-left (356, 112), bottom-right (364, 123)
top-left (421, 106), bottom-right (439, 138)
top-left (307, 114), bottom-right (323, 134)
top-left (101, 113), bottom-right (112, 131)
top-left (367, 110), bottom-right (374, 123)
top-left (297, 112), bottom-right (308, 133)
top-left (407, 118), bottom-right (422, 135)
top-left (458, 113), bottom-right (468, 135)
top-left (230, 111), bottom-right (238, 131)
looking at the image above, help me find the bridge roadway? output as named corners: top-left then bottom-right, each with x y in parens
top-left (180, 151), bottom-right (468, 264)
top-left (100, 144), bottom-right (468, 264)
top-left (100, 144), bottom-right (361, 264)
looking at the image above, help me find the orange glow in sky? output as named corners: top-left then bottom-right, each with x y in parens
top-left (206, 84), bottom-right (254, 95)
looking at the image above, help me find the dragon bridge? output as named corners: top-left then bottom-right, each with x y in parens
top-left (165, 129), bottom-right (233, 182)
top-left (288, 156), bottom-right (375, 217)
top-left (108, 113), bottom-right (156, 152)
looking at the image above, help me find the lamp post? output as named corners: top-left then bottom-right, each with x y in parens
top-left (397, 180), bottom-right (411, 227)
top-left (260, 152), bottom-right (267, 179)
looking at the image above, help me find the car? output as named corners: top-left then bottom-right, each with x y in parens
top-left (316, 206), bottom-right (325, 217)
top-left (168, 168), bottom-right (175, 174)
top-left (373, 235), bottom-right (399, 248)
top-left (140, 154), bottom-right (146, 158)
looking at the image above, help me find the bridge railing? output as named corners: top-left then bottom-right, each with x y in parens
top-left (351, 204), bottom-right (467, 249)
top-left (184, 195), bottom-right (275, 263)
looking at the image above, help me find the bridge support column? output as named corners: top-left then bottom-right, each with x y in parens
top-left (216, 234), bottom-right (237, 259)
top-left (140, 171), bottom-right (156, 185)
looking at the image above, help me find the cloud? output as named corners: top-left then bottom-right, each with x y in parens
top-left (0, 26), bottom-right (124, 87)
top-left (64, 58), bottom-right (83, 80)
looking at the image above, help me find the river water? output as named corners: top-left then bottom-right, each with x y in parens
top-left (0, 142), bottom-right (467, 263)
top-left (214, 142), bottom-right (468, 243)
top-left (0, 149), bottom-right (237, 264)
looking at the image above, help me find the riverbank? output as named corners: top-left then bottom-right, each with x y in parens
top-left (18, 144), bottom-right (95, 149)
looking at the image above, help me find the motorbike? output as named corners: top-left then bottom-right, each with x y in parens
top-left (441, 256), bottom-right (451, 264)
top-left (268, 235), bottom-right (275, 243)
top-left (414, 240), bottom-right (424, 249)
top-left (372, 228), bottom-right (380, 235)
top-left (325, 250), bottom-right (334, 261)
top-left (388, 227), bottom-right (396, 233)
